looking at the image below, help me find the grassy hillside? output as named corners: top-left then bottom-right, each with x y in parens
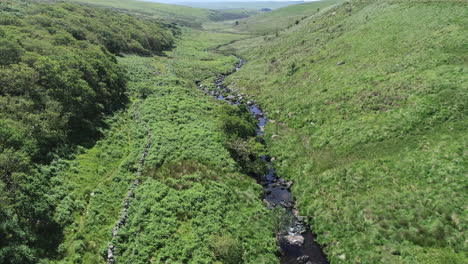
top-left (224, 0), bottom-right (467, 263)
top-left (231, 0), bottom-right (343, 34)
top-left (68, 0), bottom-right (259, 28)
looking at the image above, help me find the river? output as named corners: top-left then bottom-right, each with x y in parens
top-left (199, 58), bottom-right (329, 264)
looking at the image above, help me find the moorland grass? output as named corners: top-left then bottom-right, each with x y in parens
top-left (223, 0), bottom-right (468, 262)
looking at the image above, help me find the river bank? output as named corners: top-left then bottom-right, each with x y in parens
top-left (199, 58), bottom-right (328, 264)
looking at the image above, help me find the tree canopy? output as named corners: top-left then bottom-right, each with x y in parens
top-left (0, 1), bottom-right (176, 262)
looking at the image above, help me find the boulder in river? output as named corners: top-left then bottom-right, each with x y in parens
top-left (280, 200), bottom-right (294, 208)
top-left (297, 255), bottom-right (310, 263)
top-left (283, 235), bottom-right (304, 246)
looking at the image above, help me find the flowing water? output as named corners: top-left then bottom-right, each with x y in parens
top-left (199, 59), bottom-right (328, 264)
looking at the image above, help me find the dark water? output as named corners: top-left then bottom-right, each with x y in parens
top-left (199, 59), bottom-right (328, 264)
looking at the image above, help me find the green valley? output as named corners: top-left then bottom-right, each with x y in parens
top-left (0, 0), bottom-right (466, 264)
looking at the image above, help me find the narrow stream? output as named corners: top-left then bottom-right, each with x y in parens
top-left (199, 58), bottom-right (328, 264)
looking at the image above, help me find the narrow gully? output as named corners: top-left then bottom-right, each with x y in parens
top-left (199, 58), bottom-right (328, 264)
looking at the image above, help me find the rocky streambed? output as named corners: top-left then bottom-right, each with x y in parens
top-left (199, 58), bottom-right (328, 264)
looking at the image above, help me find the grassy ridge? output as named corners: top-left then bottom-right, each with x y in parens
top-left (68, 0), bottom-right (259, 28)
top-left (224, 0), bottom-right (467, 262)
top-left (231, 0), bottom-right (343, 34)
top-left (159, 1), bottom-right (300, 10)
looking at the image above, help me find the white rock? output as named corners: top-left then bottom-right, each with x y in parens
top-left (284, 235), bottom-right (304, 246)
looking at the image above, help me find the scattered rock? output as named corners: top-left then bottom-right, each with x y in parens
top-left (271, 135), bottom-right (280, 139)
top-left (337, 61), bottom-right (346, 65)
top-left (280, 200), bottom-right (294, 208)
top-left (297, 255), bottom-right (310, 263)
top-left (226, 95), bottom-right (236, 101)
top-left (292, 208), bottom-right (299, 217)
top-left (263, 199), bottom-right (274, 209)
top-left (283, 235), bottom-right (304, 246)
top-left (338, 254), bottom-right (346, 260)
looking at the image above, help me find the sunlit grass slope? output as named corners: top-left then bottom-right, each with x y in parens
top-left (224, 0), bottom-right (467, 263)
top-left (68, 0), bottom-right (259, 28)
top-left (232, 0), bottom-right (343, 34)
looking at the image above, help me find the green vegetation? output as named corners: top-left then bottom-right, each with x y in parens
top-left (2, 0), bottom-right (467, 263)
top-left (0, 0), bottom-right (175, 262)
top-left (224, 0), bottom-right (467, 263)
top-left (68, 0), bottom-right (259, 28)
top-left (36, 23), bottom-right (276, 263)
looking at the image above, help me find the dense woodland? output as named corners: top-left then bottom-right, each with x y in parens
top-left (0, 1), bottom-right (176, 262)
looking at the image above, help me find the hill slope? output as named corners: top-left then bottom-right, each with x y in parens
top-left (68, 0), bottom-right (259, 28)
top-left (233, 0), bottom-right (343, 34)
top-left (224, 0), bottom-right (467, 263)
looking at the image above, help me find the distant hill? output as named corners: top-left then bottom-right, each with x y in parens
top-left (145, 1), bottom-right (304, 10)
top-left (68, 0), bottom-right (260, 28)
top-left (233, 0), bottom-right (343, 34)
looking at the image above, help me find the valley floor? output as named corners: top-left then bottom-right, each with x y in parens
top-left (49, 29), bottom-right (279, 264)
